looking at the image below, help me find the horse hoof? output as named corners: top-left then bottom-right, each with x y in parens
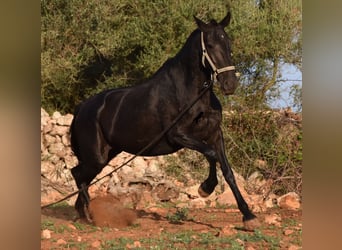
top-left (243, 217), bottom-right (261, 231)
top-left (198, 186), bottom-right (210, 198)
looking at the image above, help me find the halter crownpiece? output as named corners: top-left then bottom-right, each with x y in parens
top-left (200, 32), bottom-right (236, 82)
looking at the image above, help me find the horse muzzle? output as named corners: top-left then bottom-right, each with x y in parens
top-left (217, 72), bottom-right (239, 95)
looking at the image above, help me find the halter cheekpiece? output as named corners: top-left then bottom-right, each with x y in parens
top-left (200, 32), bottom-right (236, 83)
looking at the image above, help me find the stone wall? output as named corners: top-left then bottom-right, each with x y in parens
top-left (41, 108), bottom-right (76, 184)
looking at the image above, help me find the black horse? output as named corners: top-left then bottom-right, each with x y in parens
top-left (70, 12), bottom-right (260, 230)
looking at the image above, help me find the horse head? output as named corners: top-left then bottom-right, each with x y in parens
top-left (194, 12), bottom-right (238, 95)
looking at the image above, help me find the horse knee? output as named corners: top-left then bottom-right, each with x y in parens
top-left (204, 150), bottom-right (217, 161)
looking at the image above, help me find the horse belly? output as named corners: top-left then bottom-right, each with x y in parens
top-left (104, 112), bottom-right (180, 156)
top-left (113, 132), bottom-right (180, 156)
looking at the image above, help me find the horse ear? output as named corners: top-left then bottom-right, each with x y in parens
top-left (194, 15), bottom-right (209, 32)
top-left (219, 12), bottom-right (231, 27)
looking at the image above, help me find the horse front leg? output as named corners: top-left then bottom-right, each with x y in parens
top-left (168, 132), bottom-right (220, 198)
top-left (198, 156), bottom-right (218, 197)
top-left (213, 129), bottom-right (261, 230)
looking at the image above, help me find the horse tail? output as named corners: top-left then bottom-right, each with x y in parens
top-left (70, 104), bottom-right (81, 159)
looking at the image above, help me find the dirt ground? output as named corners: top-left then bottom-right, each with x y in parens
top-left (41, 195), bottom-right (302, 249)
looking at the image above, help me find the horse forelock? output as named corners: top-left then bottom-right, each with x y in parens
top-left (209, 20), bottom-right (218, 25)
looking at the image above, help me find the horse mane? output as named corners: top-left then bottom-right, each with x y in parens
top-left (152, 29), bottom-right (201, 76)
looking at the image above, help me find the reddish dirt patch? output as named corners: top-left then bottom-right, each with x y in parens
top-left (88, 195), bottom-right (137, 228)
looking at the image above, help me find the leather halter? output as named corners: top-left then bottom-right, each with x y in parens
top-left (200, 32), bottom-right (236, 82)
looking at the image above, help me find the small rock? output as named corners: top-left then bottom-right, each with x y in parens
top-left (50, 125), bottom-right (69, 136)
top-left (153, 182), bottom-right (179, 201)
top-left (189, 198), bottom-right (206, 209)
top-left (173, 180), bottom-right (184, 188)
top-left (67, 224), bottom-right (76, 230)
top-left (176, 202), bottom-right (189, 209)
top-left (61, 134), bottom-right (70, 146)
top-left (264, 213), bottom-right (282, 226)
top-left (209, 200), bottom-right (217, 207)
top-left (133, 241), bottom-right (142, 248)
top-left (136, 191), bottom-right (155, 209)
top-left (41, 161), bottom-right (55, 175)
top-left (132, 157), bottom-right (147, 167)
top-left (217, 176), bottom-right (248, 206)
top-left (56, 239), bottom-right (67, 245)
top-left (91, 240), bottom-right (101, 248)
top-left (64, 155), bottom-right (78, 168)
top-left (184, 185), bottom-right (200, 199)
top-left (235, 238), bottom-right (245, 246)
top-left (254, 159), bottom-right (267, 169)
top-left (126, 241), bottom-right (141, 249)
top-left (220, 225), bottom-right (237, 236)
top-left (277, 192), bottom-right (301, 210)
top-left (52, 111), bottom-right (62, 120)
top-left (216, 190), bottom-right (236, 206)
top-left (49, 154), bottom-right (61, 164)
top-left (56, 113), bottom-right (73, 126)
top-left (43, 122), bottom-right (54, 134)
top-left (283, 229), bottom-right (294, 236)
top-left (264, 193), bottom-right (278, 208)
top-left (247, 171), bottom-right (266, 188)
top-left (48, 142), bottom-right (66, 157)
top-left (41, 190), bottom-right (63, 205)
top-left (120, 165), bottom-right (133, 177)
top-left (41, 229), bottom-right (51, 239)
top-left (147, 207), bottom-right (166, 214)
top-left (147, 158), bottom-right (160, 169)
top-left (224, 208), bottom-right (240, 213)
top-left (288, 244), bottom-right (301, 250)
top-left (43, 134), bottom-right (56, 145)
top-left (248, 194), bottom-right (266, 212)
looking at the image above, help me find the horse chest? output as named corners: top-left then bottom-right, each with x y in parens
top-left (191, 110), bottom-right (221, 133)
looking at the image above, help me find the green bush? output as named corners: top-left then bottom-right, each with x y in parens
top-left (223, 109), bottom-right (302, 195)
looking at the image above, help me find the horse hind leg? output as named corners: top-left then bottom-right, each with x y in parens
top-left (71, 162), bottom-right (105, 222)
top-left (71, 147), bottom-right (121, 221)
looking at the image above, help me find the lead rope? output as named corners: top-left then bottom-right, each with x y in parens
top-left (41, 80), bottom-right (213, 209)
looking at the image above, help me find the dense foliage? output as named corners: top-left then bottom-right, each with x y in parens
top-left (41, 0), bottom-right (302, 194)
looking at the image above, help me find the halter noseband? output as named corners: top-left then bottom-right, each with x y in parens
top-left (200, 32), bottom-right (236, 82)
